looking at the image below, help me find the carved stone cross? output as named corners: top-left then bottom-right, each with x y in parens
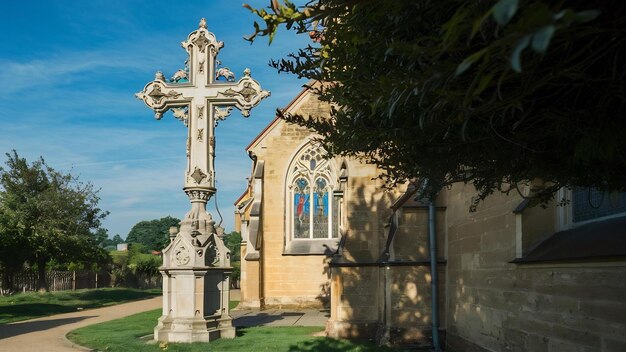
top-left (137, 18), bottom-right (270, 201)
top-left (135, 19), bottom-right (270, 343)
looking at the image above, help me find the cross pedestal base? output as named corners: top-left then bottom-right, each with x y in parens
top-left (155, 267), bottom-right (234, 343)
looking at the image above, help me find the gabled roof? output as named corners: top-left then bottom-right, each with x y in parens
top-left (245, 80), bottom-right (319, 152)
top-left (233, 187), bottom-right (250, 207)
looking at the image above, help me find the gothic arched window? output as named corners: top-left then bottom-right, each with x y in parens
top-left (288, 145), bottom-right (340, 240)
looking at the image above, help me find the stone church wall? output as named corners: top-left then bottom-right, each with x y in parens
top-left (387, 206), bottom-right (447, 344)
top-left (444, 183), bottom-right (626, 352)
top-left (248, 94), bottom-right (334, 308)
top-left (327, 200), bottom-right (448, 346)
top-left (326, 169), bottom-right (393, 334)
top-left (328, 266), bottom-right (381, 338)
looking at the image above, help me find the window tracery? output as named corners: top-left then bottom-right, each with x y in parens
top-left (287, 144), bottom-right (340, 240)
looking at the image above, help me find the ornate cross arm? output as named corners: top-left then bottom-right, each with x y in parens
top-left (135, 68), bottom-right (270, 120)
top-left (219, 69), bottom-right (271, 117)
top-left (135, 73), bottom-right (188, 119)
top-left (135, 18), bottom-right (269, 123)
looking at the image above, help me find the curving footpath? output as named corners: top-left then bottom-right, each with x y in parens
top-left (0, 296), bottom-right (162, 352)
top-left (0, 289), bottom-right (328, 352)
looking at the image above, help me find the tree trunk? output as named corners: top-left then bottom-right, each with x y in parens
top-left (36, 258), bottom-right (48, 292)
top-left (1, 269), bottom-right (14, 294)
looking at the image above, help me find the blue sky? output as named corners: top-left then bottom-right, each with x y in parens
top-left (0, 1), bottom-right (307, 238)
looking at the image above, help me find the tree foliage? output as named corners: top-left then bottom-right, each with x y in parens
top-left (109, 245), bottom-right (161, 288)
top-left (223, 231), bottom-right (242, 282)
top-left (224, 231), bottom-right (242, 262)
top-left (95, 228), bottom-right (125, 250)
top-left (246, 0), bottom-right (626, 204)
top-left (125, 216), bottom-right (180, 251)
top-left (0, 151), bottom-right (109, 291)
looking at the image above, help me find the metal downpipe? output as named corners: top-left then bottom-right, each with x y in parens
top-left (429, 201), bottom-right (441, 351)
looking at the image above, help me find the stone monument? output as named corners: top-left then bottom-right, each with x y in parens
top-left (135, 18), bottom-right (270, 343)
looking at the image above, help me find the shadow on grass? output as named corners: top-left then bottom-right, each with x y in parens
top-left (74, 288), bottom-right (161, 308)
top-left (289, 339), bottom-right (421, 352)
top-left (235, 327), bottom-right (248, 337)
top-left (0, 316), bottom-right (95, 339)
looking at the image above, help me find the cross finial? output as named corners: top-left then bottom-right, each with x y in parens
top-left (199, 18), bottom-right (207, 29)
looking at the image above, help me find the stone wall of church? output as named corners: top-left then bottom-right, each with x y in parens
top-left (387, 206), bottom-right (447, 344)
top-left (325, 163), bottom-right (398, 339)
top-left (243, 89), bottom-right (403, 309)
top-left (328, 266), bottom-right (381, 338)
top-left (249, 94), bottom-right (335, 308)
top-left (327, 199), bottom-right (448, 345)
top-left (444, 183), bottom-right (626, 352)
top-left (239, 242), bottom-right (261, 308)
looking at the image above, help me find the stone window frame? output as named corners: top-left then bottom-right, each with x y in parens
top-left (557, 188), bottom-right (626, 231)
top-left (286, 143), bottom-right (340, 241)
top-left (512, 187), bottom-right (626, 263)
top-left (282, 140), bottom-right (348, 257)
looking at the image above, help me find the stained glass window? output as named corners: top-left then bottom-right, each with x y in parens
top-left (312, 178), bottom-right (328, 238)
top-left (293, 178), bottom-right (309, 238)
top-left (572, 188), bottom-right (626, 223)
top-left (288, 145), bottom-right (340, 240)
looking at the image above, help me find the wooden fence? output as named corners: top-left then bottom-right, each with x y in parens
top-left (1, 270), bottom-right (112, 294)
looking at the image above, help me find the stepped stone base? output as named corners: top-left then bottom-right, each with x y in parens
top-left (154, 314), bottom-right (235, 343)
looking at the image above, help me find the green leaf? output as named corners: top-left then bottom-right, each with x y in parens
top-left (531, 25), bottom-right (555, 54)
top-left (474, 72), bottom-right (495, 96)
top-left (574, 10), bottom-right (601, 23)
top-left (456, 48), bottom-right (488, 76)
top-left (442, 7), bottom-right (469, 48)
top-left (471, 8), bottom-right (494, 39)
top-left (511, 35), bottom-right (530, 72)
top-left (493, 0), bottom-right (518, 26)
top-left (456, 60), bottom-right (473, 77)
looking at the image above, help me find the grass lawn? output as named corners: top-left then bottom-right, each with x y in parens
top-left (68, 308), bottom-right (407, 352)
top-left (0, 287), bottom-right (161, 324)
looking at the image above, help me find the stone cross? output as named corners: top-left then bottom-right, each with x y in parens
top-left (137, 18), bottom-right (270, 201)
top-left (135, 18), bottom-right (270, 343)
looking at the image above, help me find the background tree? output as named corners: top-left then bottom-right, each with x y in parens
top-left (125, 216), bottom-right (180, 251)
top-left (0, 204), bottom-right (30, 292)
top-left (111, 234), bottom-right (124, 245)
top-left (246, 0), bottom-right (626, 204)
top-left (0, 151), bottom-right (109, 291)
top-left (224, 231), bottom-right (242, 283)
top-left (96, 228), bottom-right (125, 250)
top-left (94, 228), bottom-right (109, 248)
top-left (224, 231), bottom-right (242, 262)
top-left (109, 243), bottom-right (161, 288)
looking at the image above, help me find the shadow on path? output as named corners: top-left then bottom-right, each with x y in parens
top-left (0, 303), bottom-right (77, 323)
top-left (233, 312), bottom-right (304, 327)
top-left (0, 316), bottom-right (95, 340)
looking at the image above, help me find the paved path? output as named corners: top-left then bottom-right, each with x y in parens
top-left (232, 308), bottom-right (329, 327)
top-left (0, 296), bottom-right (162, 352)
top-left (0, 290), bottom-right (328, 352)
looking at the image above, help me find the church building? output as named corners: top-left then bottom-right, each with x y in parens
top-left (234, 83), bottom-right (626, 351)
